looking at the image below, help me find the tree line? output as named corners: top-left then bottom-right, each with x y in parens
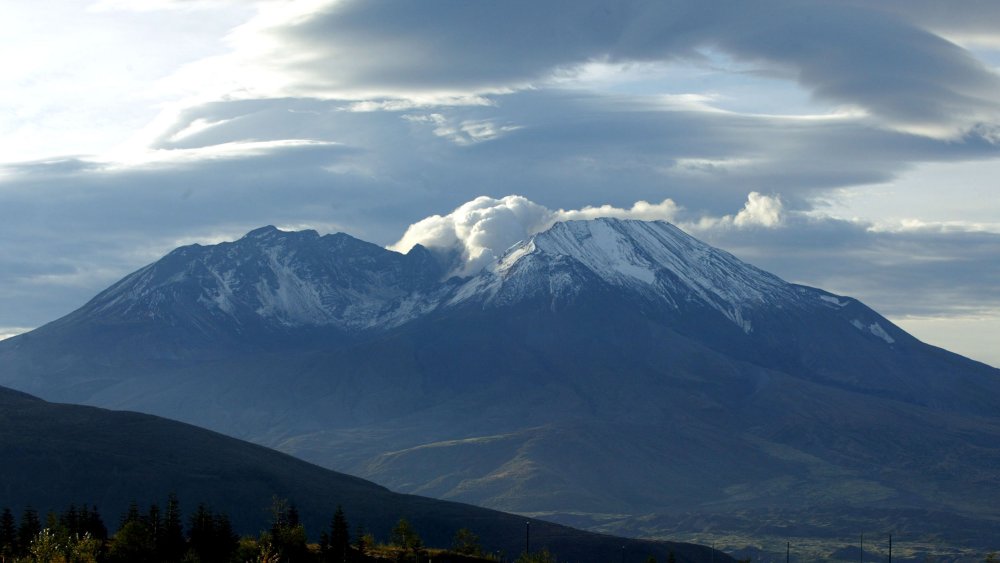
top-left (0, 494), bottom-right (734, 563)
top-left (0, 495), bottom-right (500, 563)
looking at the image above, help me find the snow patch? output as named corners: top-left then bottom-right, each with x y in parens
top-left (850, 319), bottom-right (895, 343)
top-left (529, 219), bottom-right (658, 285)
top-left (819, 295), bottom-right (848, 307)
top-left (483, 218), bottom-right (794, 333)
top-left (253, 247), bottom-right (329, 325)
top-left (731, 308), bottom-right (753, 334)
top-left (448, 272), bottom-right (497, 305)
top-left (869, 322), bottom-right (895, 344)
top-left (498, 240), bottom-right (535, 273)
top-left (583, 220), bottom-right (657, 284)
top-left (89, 218), bottom-right (837, 337)
top-left (198, 268), bottom-right (237, 315)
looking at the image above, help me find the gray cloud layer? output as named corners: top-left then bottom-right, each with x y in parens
top-left (700, 217), bottom-right (1000, 319)
top-left (2, 0), bottom-right (999, 367)
top-left (141, 90), bottom-right (1000, 212)
top-left (2, 89), bottom-right (998, 327)
top-left (256, 0), bottom-right (1000, 137)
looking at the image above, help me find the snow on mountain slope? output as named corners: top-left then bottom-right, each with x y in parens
top-left (69, 218), bottom-right (902, 342)
top-left (467, 218), bottom-right (801, 333)
top-left (82, 226), bottom-right (446, 332)
top-left (4, 221), bottom-right (998, 558)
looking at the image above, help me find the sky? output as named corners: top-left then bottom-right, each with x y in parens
top-left (1, 0), bottom-right (998, 367)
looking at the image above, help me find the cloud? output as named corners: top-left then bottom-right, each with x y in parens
top-left (391, 194), bottom-right (755, 276)
top-left (200, 0), bottom-right (1000, 139)
top-left (556, 199), bottom-right (683, 223)
top-left (391, 196), bottom-right (551, 275)
top-left (688, 192), bottom-right (784, 231)
top-left (114, 85), bottom-right (998, 250)
top-left (844, 1), bottom-right (1000, 44)
top-left (734, 192), bottom-right (783, 227)
top-left (696, 213), bottom-right (1000, 320)
top-left (893, 315), bottom-right (1000, 368)
top-left (387, 194), bottom-right (1000, 355)
top-left (2, 83), bottom-right (997, 328)
top-left (2, 1), bottom-right (999, 368)
top-left (2, 136), bottom-right (998, 365)
top-left (401, 114), bottom-right (523, 146)
top-left (0, 1), bottom-right (251, 164)
top-left (87, 0), bottom-right (231, 12)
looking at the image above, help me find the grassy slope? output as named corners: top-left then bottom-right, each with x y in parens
top-left (0, 386), bottom-right (728, 563)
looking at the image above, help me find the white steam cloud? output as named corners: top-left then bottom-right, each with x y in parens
top-left (734, 192), bottom-right (784, 228)
top-left (390, 196), bottom-right (553, 276)
top-left (390, 193), bottom-right (781, 276)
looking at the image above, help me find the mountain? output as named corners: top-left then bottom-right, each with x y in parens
top-left (2, 218), bottom-right (999, 554)
top-left (0, 384), bottom-right (723, 563)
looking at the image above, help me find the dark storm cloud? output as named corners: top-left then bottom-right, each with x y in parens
top-left (266, 0), bottom-right (1000, 136)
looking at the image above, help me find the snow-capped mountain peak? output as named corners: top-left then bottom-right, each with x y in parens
top-left (481, 218), bottom-right (797, 332)
top-left (524, 219), bottom-right (661, 284)
top-left (81, 226), bottom-right (446, 333)
top-left (72, 218), bottom-right (899, 341)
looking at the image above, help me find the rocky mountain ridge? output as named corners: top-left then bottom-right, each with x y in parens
top-left (70, 218), bottom-right (897, 343)
top-left (2, 217), bottom-right (998, 552)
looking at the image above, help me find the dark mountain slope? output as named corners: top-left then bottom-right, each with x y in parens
top-left (1, 218), bottom-right (998, 552)
top-left (275, 301), bottom-right (1000, 521)
top-left (0, 385), bottom-right (724, 563)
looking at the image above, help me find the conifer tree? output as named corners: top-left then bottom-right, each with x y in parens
top-left (354, 524), bottom-right (369, 561)
top-left (83, 505), bottom-right (108, 543)
top-left (327, 505), bottom-right (351, 563)
top-left (269, 501), bottom-right (308, 563)
top-left (147, 503), bottom-right (161, 544)
top-left (213, 512), bottom-right (238, 562)
top-left (160, 493), bottom-right (185, 562)
top-left (123, 501), bottom-right (142, 527)
top-left (0, 507), bottom-right (17, 559)
top-left (61, 504), bottom-right (81, 537)
top-left (17, 507), bottom-right (41, 557)
top-left (109, 504), bottom-right (156, 563)
top-left (451, 528), bottom-right (483, 556)
top-left (189, 504), bottom-right (237, 563)
top-left (390, 518), bottom-right (423, 560)
top-left (188, 503), bottom-right (214, 560)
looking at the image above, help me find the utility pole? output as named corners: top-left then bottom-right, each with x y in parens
top-left (888, 534), bottom-right (892, 563)
top-left (786, 541), bottom-right (790, 563)
top-left (860, 534), bottom-right (863, 563)
top-left (525, 521), bottom-right (530, 555)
